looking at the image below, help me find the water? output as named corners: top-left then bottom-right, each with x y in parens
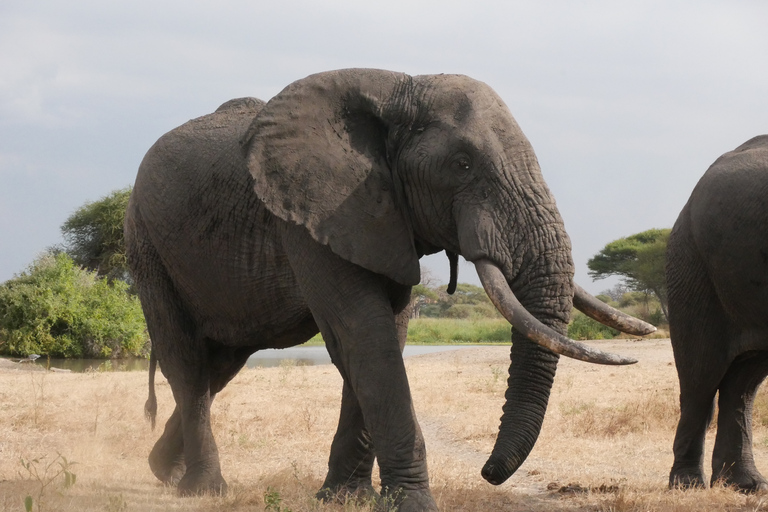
top-left (5, 345), bottom-right (470, 373)
top-left (246, 344), bottom-right (469, 368)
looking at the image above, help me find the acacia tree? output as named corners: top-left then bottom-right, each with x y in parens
top-left (61, 187), bottom-right (132, 282)
top-left (587, 228), bottom-right (671, 321)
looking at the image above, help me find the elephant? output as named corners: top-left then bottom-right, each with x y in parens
top-left (125, 68), bottom-right (655, 511)
top-left (667, 134), bottom-right (768, 492)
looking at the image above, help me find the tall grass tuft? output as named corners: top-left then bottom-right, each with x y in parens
top-left (406, 318), bottom-right (511, 344)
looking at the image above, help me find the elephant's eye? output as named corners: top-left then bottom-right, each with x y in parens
top-left (451, 154), bottom-right (471, 173)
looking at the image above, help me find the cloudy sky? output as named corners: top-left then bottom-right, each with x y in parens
top-left (1, 1), bottom-right (766, 294)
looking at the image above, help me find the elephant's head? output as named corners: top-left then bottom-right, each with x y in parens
top-left (243, 68), bottom-right (649, 485)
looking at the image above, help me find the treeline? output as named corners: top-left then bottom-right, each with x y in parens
top-left (0, 186), bottom-right (670, 358)
top-left (411, 279), bottom-right (667, 342)
top-left (410, 282), bottom-right (501, 319)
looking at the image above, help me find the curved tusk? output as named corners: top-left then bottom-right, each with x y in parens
top-left (475, 259), bottom-right (637, 366)
top-left (572, 284), bottom-right (657, 336)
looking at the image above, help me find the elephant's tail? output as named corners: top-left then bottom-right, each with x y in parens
top-left (144, 345), bottom-right (158, 430)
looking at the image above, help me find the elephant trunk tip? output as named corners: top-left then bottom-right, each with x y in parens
top-left (481, 456), bottom-right (517, 486)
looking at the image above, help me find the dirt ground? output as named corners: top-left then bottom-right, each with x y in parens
top-left (2, 339), bottom-right (768, 511)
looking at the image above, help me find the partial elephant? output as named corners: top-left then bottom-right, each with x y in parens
top-left (125, 69), bottom-right (654, 511)
top-left (668, 134), bottom-right (768, 492)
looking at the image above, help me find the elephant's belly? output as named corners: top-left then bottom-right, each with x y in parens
top-left (164, 235), bottom-right (317, 349)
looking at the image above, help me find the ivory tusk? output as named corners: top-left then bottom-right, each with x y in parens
top-left (572, 284), bottom-right (657, 336)
top-left (475, 259), bottom-right (637, 366)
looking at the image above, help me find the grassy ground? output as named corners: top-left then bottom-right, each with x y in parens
top-left (2, 339), bottom-right (768, 511)
top-left (300, 318), bottom-right (513, 346)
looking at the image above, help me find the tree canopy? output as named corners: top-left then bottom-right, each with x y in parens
top-left (587, 228), bottom-right (670, 320)
top-left (61, 187), bottom-right (132, 282)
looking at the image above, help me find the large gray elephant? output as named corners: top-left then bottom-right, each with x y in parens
top-left (668, 134), bottom-right (768, 492)
top-left (125, 69), bottom-right (654, 511)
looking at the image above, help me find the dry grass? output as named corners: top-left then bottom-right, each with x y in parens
top-left (2, 339), bottom-right (768, 511)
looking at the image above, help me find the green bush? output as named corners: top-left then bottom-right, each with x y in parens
top-left (567, 311), bottom-right (620, 340)
top-left (0, 253), bottom-right (148, 358)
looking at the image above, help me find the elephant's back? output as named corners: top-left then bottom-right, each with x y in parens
top-left (687, 137), bottom-right (768, 326)
top-left (132, 99), bottom-right (267, 256)
top-left (128, 99), bottom-right (308, 335)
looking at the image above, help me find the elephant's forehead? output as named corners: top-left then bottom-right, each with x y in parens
top-left (421, 77), bottom-right (518, 134)
top-left (424, 77), bottom-right (499, 113)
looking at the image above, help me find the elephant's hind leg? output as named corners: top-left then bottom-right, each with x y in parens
top-left (171, 346), bottom-right (226, 496)
top-left (711, 351), bottom-right (768, 492)
top-left (130, 237), bottom-right (226, 494)
top-left (149, 405), bottom-right (186, 485)
top-left (671, 388), bottom-right (716, 488)
top-left (668, 231), bottom-right (728, 489)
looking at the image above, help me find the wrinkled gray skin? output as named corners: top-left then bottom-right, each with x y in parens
top-left (126, 69), bottom-right (645, 511)
top-left (668, 135), bottom-right (768, 492)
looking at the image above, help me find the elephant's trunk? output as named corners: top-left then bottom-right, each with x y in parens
top-left (482, 336), bottom-right (558, 485)
top-left (475, 260), bottom-right (635, 485)
top-left (474, 258), bottom-right (568, 485)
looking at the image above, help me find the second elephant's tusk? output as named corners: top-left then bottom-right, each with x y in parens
top-left (475, 259), bottom-right (637, 366)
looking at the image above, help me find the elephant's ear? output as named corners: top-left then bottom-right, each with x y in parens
top-left (244, 69), bottom-right (421, 286)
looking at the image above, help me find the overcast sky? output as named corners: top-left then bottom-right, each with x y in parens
top-left (1, 1), bottom-right (766, 294)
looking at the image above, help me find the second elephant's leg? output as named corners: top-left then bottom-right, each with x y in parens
top-left (668, 239), bottom-right (729, 490)
top-left (711, 351), bottom-right (768, 491)
top-left (671, 389), bottom-right (716, 488)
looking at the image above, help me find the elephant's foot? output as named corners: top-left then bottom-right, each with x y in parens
top-left (148, 448), bottom-right (186, 486)
top-left (151, 460), bottom-right (186, 486)
top-left (379, 487), bottom-right (439, 512)
top-left (711, 466), bottom-right (768, 493)
top-left (177, 467), bottom-right (227, 496)
top-left (669, 463), bottom-right (706, 490)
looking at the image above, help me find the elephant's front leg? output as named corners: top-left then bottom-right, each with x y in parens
top-left (285, 230), bottom-right (437, 512)
top-left (318, 307), bottom-right (412, 502)
top-left (318, 315), bottom-right (435, 512)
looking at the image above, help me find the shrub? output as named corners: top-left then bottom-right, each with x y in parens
top-left (0, 253), bottom-right (148, 358)
top-left (567, 311), bottom-right (620, 340)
